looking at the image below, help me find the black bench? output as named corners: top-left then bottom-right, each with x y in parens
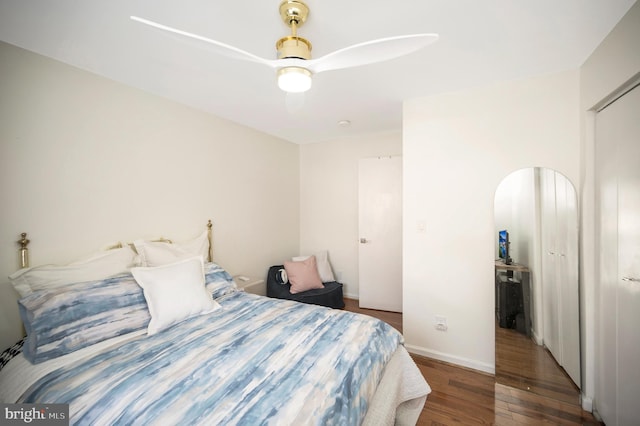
top-left (266, 265), bottom-right (345, 309)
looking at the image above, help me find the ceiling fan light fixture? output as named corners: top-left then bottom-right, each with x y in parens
top-left (277, 66), bottom-right (312, 93)
top-left (133, 0), bottom-right (439, 99)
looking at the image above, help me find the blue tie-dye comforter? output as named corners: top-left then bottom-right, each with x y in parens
top-left (19, 292), bottom-right (403, 425)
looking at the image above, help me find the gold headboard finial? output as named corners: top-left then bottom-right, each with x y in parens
top-left (207, 220), bottom-right (213, 263)
top-left (17, 232), bottom-right (30, 269)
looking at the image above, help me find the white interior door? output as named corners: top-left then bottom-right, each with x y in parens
top-left (358, 156), bottom-right (402, 312)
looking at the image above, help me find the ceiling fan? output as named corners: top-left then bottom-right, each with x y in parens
top-left (131, 0), bottom-right (438, 93)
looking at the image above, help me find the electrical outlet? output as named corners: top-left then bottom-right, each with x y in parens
top-left (435, 315), bottom-right (448, 331)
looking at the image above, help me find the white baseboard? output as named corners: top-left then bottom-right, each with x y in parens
top-left (531, 329), bottom-right (543, 346)
top-left (581, 395), bottom-right (593, 413)
top-left (405, 344), bottom-right (495, 375)
top-left (343, 293), bottom-right (359, 300)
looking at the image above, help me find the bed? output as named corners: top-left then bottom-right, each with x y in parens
top-left (0, 222), bottom-right (430, 425)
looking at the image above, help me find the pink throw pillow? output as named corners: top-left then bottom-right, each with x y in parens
top-left (284, 256), bottom-right (324, 294)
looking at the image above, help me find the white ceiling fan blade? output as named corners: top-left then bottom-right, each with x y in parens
top-left (307, 34), bottom-right (439, 74)
top-left (130, 16), bottom-right (278, 69)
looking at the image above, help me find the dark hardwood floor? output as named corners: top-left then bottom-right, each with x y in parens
top-left (495, 322), bottom-right (581, 405)
top-left (343, 298), bottom-right (403, 333)
top-left (343, 298), bottom-right (601, 425)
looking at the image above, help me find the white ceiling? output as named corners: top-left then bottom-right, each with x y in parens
top-left (0, 1), bottom-right (635, 144)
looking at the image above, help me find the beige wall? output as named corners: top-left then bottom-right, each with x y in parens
top-left (0, 41), bottom-right (300, 350)
top-left (402, 69), bottom-right (581, 373)
top-left (299, 132), bottom-right (401, 297)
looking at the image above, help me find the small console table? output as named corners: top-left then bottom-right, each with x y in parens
top-left (494, 261), bottom-right (531, 337)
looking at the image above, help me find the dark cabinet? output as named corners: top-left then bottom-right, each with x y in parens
top-left (496, 274), bottom-right (525, 333)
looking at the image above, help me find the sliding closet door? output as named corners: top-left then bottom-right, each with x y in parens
top-left (539, 169), bottom-right (580, 386)
top-left (595, 84), bottom-right (640, 425)
top-left (540, 168), bottom-right (560, 361)
top-left (556, 173), bottom-right (580, 386)
top-left (595, 101), bottom-right (619, 423)
top-left (612, 86), bottom-right (640, 426)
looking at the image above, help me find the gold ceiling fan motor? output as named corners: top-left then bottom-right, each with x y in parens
top-left (276, 0), bottom-right (312, 60)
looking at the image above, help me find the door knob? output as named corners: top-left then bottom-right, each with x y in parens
top-left (360, 238), bottom-right (369, 244)
top-left (622, 277), bottom-right (640, 282)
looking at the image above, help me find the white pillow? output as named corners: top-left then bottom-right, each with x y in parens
top-left (131, 256), bottom-right (220, 336)
top-left (292, 250), bottom-right (335, 283)
top-left (9, 245), bottom-right (138, 297)
top-left (134, 230), bottom-right (209, 267)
